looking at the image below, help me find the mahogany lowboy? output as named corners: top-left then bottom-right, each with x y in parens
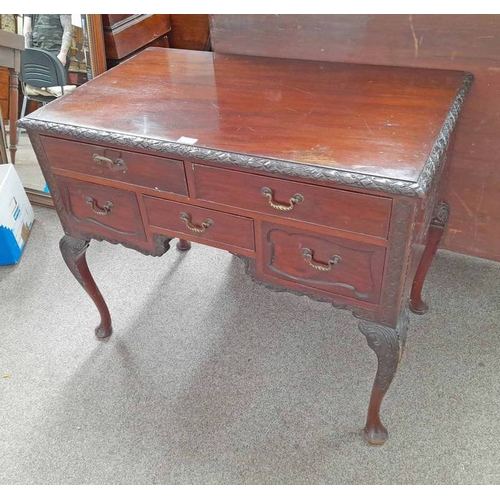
top-left (20, 48), bottom-right (472, 445)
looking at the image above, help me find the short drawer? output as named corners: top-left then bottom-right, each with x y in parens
top-left (193, 164), bottom-right (392, 238)
top-left (143, 196), bottom-right (255, 251)
top-left (54, 176), bottom-right (146, 240)
top-left (42, 136), bottom-right (188, 196)
top-left (261, 222), bottom-right (386, 304)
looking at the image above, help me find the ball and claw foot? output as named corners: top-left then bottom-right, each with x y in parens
top-left (176, 239), bottom-right (191, 251)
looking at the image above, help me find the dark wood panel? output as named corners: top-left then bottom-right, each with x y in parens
top-left (102, 15), bottom-right (131, 26)
top-left (210, 14), bottom-right (500, 261)
top-left (41, 135), bottom-right (188, 196)
top-left (144, 195), bottom-right (255, 251)
top-left (169, 15), bottom-right (210, 51)
top-left (193, 163), bottom-right (392, 238)
top-left (54, 175), bottom-right (146, 241)
top-left (102, 14), bottom-right (171, 62)
top-left (261, 222), bottom-right (386, 303)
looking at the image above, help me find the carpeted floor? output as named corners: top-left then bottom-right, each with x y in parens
top-left (1, 206), bottom-right (499, 485)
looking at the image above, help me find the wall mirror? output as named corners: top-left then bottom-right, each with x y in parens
top-left (0, 14), bottom-right (106, 206)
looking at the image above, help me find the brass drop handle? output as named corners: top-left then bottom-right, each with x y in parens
top-left (180, 212), bottom-right (214, 233)
top-left (301, 247), bottom-right (342, 272)
top-left (93, 153), bottom-right (126, 171)
top-left (86, 197), bottom-right (114, 216)
top-left (261, 187), bottom-right (304, 211)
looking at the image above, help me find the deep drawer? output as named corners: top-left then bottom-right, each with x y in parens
top-left (193, 164), bottom-right (392, 238)
top-left (143, 196), bottom-right (255, 251)
top-left (54, 176), bottom-right (146, 240)
top-left (260, 222), bottom-right (386, 304)
top-left (41, 136), bottom-right (188, 196)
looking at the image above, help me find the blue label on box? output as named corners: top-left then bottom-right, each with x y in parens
top-left (0, 225), bottom-right (22, 265)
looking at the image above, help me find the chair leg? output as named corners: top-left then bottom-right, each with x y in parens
top-left (17, 96), bottom-right (28, 143)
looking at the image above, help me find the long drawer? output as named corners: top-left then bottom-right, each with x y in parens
top-left (143, 196), bottom-right (255, 251)
top-left (260, 222), bottom-right (386, 304)
top-left (192, 164), bottom-right (392, 238)
top-left (41, 136), bottom-right (188, 196)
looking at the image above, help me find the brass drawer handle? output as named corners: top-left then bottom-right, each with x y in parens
top-left (261, 187), bottom-right (304, 211)
top-left (92, 153), bottom-right (126, 171)
top-left (180, 212), bottom-right (214, 233)
top-left (86, 197), bottom-right (114, 216)
top-left (301, 247), bottom-right (342, 272)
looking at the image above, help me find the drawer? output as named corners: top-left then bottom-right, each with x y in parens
top-left (143, 196), bottom-right (255, 251)
top-left (54, 176), bottom-right (146, 240)
top-left (41, 136), bottom-right (188, 196)
top-left (193, 164), bottom-right (392, 238)
top-left (261, 222), bottom-right (386, 304)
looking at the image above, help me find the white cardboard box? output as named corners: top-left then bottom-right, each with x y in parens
top-left (0, 163), bottom-right (35, 265)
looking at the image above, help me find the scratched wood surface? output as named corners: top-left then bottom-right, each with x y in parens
top-left (28, 48), bottom-right (465, 185)
top-left (210, 14), bottom-right (500, 262)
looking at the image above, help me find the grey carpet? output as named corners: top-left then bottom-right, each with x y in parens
top-left (0, 205), bottom-right (499, 485)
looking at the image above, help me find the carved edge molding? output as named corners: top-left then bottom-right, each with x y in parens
top-left (74, 231), bottom-right (173, 257)
top-left (415, 72), bottom-right (474, 196)
top-left (235, 254), bottom-right (377, 323)
top-left (59, 235), bottom-right (90, 288)
top-left (28, 131), bottom-right (173, 258)
top-left (18, 73), bottom-right (473, 198)
top-left (431, 201), bottom-right (450, 228)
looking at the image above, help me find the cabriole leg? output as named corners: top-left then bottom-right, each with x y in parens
top-left (358, 309), bottom-right (409, 445)
top-left (410, 201), bottom-right (450, 315)
top-left (59, 235), bottom-right (112, 339)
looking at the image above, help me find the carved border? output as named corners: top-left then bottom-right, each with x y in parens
top-left (18, 73), bottom-right (473, 198)
top-left (58, 183), bottom-right (146, 239)
top-left (266, 228), bottom-right (377, 300)
top-left (27, 131), bottom-right (172, 257)
top-left (236, 254), bottom-right (377, 323)
top-left (358, 307), bottom-right (410, 392)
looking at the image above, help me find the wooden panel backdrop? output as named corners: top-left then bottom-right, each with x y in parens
top-left (169, 14), bottom-right (210, 51)
top-left (210, 14), bottom-right (500, 262)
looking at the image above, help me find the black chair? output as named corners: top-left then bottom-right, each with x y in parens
top-left (19, 47), bottom-right (67, 124)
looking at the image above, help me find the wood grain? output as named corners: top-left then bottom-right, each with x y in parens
top-left (102, 14), bottom-right (171, 60)
top-left (54, 175), bottom-right (146, 240)
top-left (169, 15), bottom-right (210, 51)
top-left (210, 14), bottom-right (500, 261)
top-left (41, 136), bottom-right (188, 196)
top-left (144, 195), bottom-right (255, 251)
top-left (26, 48), bottom-right (465, 186)
top-left (0, 67), bottom-right (8, 120)
top-left (261, 222), bottom-right (386, 303)
top-left (193, 163), bottom-right (392, 238)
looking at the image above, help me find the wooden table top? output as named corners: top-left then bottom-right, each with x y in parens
top-left (26, 47), bottom-right (469, 185)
